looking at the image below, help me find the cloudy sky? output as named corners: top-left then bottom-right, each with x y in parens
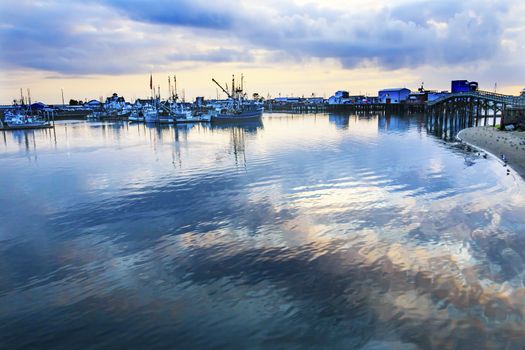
top-left (0, 0), bottom-right (524, 103)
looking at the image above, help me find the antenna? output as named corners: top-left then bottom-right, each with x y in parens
top-left (61, 88), bottom-right (65, 106)
top-left (20, 88), bottom-right (24, 105)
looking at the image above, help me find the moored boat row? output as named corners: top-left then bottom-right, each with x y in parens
top-left (1, 109), bottom-right (53, 130)
top-left (2, 74), bottom-right (264, 129)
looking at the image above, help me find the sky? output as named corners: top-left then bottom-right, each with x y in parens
top-left (0, 0), bottom-right (524, 104)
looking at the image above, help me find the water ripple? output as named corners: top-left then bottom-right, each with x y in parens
top-left (1, 114), bottom-right (525, 349)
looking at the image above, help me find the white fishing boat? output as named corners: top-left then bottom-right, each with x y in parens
top-left (128, 110), bottom-right (144, 122)
top-left (143, 105), bottom-right (158, 123)
top-left (2, 110), bottom-right (50, 129)
top-left (175, 110), bottom-right (213, 123)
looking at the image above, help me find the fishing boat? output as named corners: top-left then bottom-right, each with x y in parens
top-left (2, 110), bottom-right (50, 129)
top-left (175, 113), bottom-right (212, 123)
top-left (128, 109), bottom-right (144, 122)
top-left (170, 103), bottom-right (210, 123)
top-left (211, 75), bottom-right (263, 123)
top-left (211, 105), bottom-right (263, 123)
top-left (175, 111), bottom-right (212, 123)
top-left (159, 115), bottom-right (174, 124)
top-left (143, 105), bottom-right (158, 123)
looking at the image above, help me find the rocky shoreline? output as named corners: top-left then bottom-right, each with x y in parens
top-left (457, 126), bottom-right (525, 180)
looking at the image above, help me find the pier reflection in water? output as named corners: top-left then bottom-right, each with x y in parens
top-left (426, 110), bottom-right (501, 141)
top-left (1, 114), bottom-right (525, 349)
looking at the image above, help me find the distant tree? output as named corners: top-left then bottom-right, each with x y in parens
top-left (69, 99), bottom-right (79, 106)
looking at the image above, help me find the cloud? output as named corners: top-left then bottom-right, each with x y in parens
top-left (100, 0), bottom-right (235, 29)
top-left (169, 48), bottom-right (255, 63)
top-left (0, 0), bottom-right (524, 78)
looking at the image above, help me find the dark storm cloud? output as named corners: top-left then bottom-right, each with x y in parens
top-left (101, 0), bottom-right (234, 29)
top-left (0, 0), bottom-right (522, 75)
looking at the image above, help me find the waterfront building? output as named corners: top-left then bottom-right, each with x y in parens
top-left (328, 91), bottom-right (350, 104)
top-left (378, 88), bottom-right (411, 104)
top-left (273, 97), bottom-right (302, 103)
top-left (85, 99), bottom-right (103, 110)
top-left (305, 97), bottom-right (325, 104)
top-left (451, 80), bottom-right (478, 93)
top-left (105, 93), bottom-right (126, 111)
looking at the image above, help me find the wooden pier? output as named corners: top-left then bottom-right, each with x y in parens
top-left (264, 102), bottom-right (425, 114)
top-left (426, 90), bottom-right (525, 136)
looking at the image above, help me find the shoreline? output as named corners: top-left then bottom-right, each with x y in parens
top-left (457, 126), bottom-right (525, 180)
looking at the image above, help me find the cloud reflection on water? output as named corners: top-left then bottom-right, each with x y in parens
top-left (1, 114), bottom-right (525, 349)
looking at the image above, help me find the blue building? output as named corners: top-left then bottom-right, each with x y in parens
top-left (378, 88), bottom-right (411, 104)
top-left (451, 80), bottom-right (478, 93)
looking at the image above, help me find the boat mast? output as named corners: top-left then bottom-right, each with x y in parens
top-left (149, 73), bottom-right (153, 102)
top-left (231, 75), bottom-right (235, 99)
top-left (173, 75), bottom-right (177, 102)
top-left (168, 76), bottom-right (171, 102)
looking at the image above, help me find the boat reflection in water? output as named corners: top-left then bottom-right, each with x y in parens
top-left (208, 120), bottom-right (263, 167)
top-left (2, 113), bottom-right (525, 349)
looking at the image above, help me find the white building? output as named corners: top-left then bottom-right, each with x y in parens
top-left (378, 88), bottom-right (411, 104)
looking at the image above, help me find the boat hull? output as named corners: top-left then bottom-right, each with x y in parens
top-left (3, 122), bottom-right (52, 130)
top-left (144, 115), bottom-right (159, 123)
top-left (211, 107), bottom-right (263, 123)
top-left (101, 111), bottom-right (131, 120)
top-left (176, 116), bottom-right (211, 123)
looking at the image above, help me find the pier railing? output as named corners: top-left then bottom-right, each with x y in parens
top-left (427, 90), bottom-right (525, 107)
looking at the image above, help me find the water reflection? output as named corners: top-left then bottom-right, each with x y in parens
top-left (425, 112), bottom-right (501, 141)
top-left (328, 113), bottom-right (350, 129)
top-left (0, 114), bottom-right (524, 349)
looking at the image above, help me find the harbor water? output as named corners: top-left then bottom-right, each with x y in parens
top-left (1, 113), bottom-right (525, 349)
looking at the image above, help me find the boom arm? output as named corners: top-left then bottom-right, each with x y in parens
top-left (212, 78), bottom-right (232, 98)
